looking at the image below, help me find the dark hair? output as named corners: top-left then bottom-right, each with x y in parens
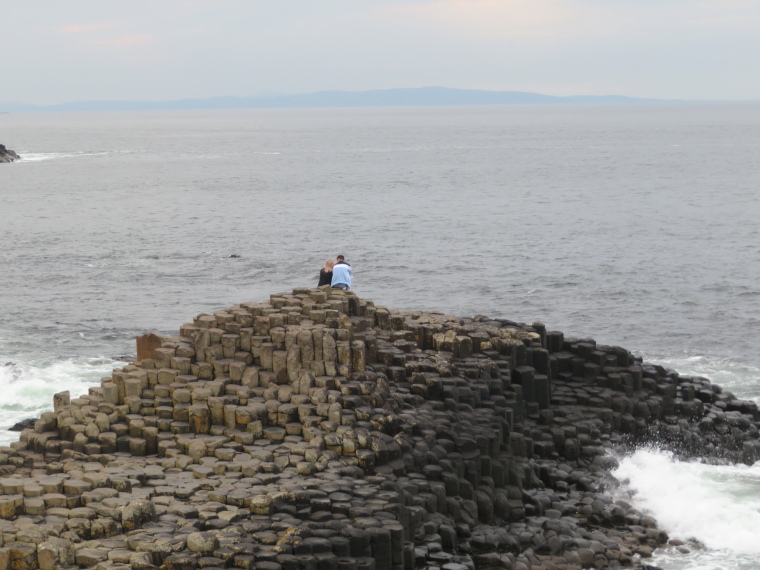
top-left (336, 255), bottom-right (345, 261)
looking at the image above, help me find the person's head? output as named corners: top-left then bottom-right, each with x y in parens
top-left (323, 259), bottom-right (334, 271)
top-left (336, 255), bottom-right (345, 262)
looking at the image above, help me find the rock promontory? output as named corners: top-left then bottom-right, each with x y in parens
top-left (0, 144), bottom-right (20, 163)
top-left (1, 288), bottom-right (759, 570)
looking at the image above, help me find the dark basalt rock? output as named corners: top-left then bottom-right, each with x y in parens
top-left (8, 418), bottom-right (35, 431)
top-left (0, 288), bottom-right (757, 569)
top-left (0, 144), bottom-right (21, 162)
top-left (0, 143), bottom-right (20, 163)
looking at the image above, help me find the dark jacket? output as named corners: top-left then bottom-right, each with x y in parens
top-left (318, 269), bottom-right (333, 287)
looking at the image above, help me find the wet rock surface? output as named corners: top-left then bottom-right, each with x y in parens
top-left (0, 144), bottom-right (19, 163)
top-left (1, 288), bottom-right (758, 569)
top-left (8, 420), bottom-right (35, 433)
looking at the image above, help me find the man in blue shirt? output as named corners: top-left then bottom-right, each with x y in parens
top-left (331, 255), bottom-right (353, 290)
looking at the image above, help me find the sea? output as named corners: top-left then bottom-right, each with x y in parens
top-left (1, 104), bottom-right (759, 568)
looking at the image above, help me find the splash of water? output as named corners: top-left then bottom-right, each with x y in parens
top-left (0, 357), bottom-right (123, 445)
top-left (613, 448), bottom-right (760, 568)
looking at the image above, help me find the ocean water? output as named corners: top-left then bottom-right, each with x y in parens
top-left (1, 104), bottom-right (759, 568)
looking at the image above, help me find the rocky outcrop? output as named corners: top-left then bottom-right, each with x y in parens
top-left (1, 288), bottom-right (758, 570)
top-left (0, 144), bottom-right (20, 163)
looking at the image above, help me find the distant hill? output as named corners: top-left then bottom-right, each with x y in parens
top-left (0, 86), bottom-right (674, 113)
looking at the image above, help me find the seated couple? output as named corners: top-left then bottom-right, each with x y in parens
top-left (318, 255), bottom-right (352, 290)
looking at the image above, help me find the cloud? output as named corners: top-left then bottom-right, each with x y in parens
top-left (383, 0), bottom-right (760, 42)
top-left (383, 0), bottom-right (587, 39)
top-left (62, 24), bottom-right (107, 34)
top-left (95, 35), bottom-right (153, 48)
top-left (58, 21), bottom-right (154, 51)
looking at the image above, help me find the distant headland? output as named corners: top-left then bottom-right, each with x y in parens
top-left (0, 86), bottom-right (678, 114)
top-left (0, 144), bottom-right (19, 163)
top-left (1, 288), bottom-right (758, 569)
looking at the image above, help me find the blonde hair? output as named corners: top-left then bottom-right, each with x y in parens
top-left (322, 259), bottom-right (334, 272)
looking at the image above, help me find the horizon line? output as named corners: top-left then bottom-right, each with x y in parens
top-left (2, 86), bottom-right (755, 113)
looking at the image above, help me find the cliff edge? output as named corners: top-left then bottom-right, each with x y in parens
top-left (1, 288), bottom-right (758, 569)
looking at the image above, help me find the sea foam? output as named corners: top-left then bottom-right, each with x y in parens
top-left (17, 151), bottom-right (111, 162)
top-left (0, 357), bottom-right (122, 446)
top-left (613, 448), bottom-right (760, 566)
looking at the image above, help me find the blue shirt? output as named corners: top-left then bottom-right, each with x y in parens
top-left (331, 261), bottom-right (353, 288)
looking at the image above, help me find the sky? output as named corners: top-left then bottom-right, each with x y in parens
top-left (2, 0), bottom-right (759, 105)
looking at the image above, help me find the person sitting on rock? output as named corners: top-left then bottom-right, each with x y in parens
top-left (317, 259), bottom-right (334, 287)
top-left (331, 255), bottom-right (353, 290)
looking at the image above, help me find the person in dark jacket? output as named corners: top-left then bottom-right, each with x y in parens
top-left (317, 259), bottom-right (334, 287)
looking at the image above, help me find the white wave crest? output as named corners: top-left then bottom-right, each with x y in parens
top-left (613, 448), bottom-right (760, 556)
top-left (18, 151), bottom-right (111, 162)
top-left (0, 357), bottom-right (122, 445)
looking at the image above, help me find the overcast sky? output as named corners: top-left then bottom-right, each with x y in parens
top-left (2, 0), bottom-right (759, 105)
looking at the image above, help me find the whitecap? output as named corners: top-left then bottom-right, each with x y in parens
top-left (17, 151), bottom-right (111, 162)
top-left (0, 356), bottom-right (124, 445)
top-left (613, 448), bottom-right (760, 556)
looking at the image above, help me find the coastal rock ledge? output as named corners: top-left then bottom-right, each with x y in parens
top-left (0, 144), bottom-right (20, 163)
top-left (2, 288), bottom-right (759, 570)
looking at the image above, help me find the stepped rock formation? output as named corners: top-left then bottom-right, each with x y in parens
top-left (1, 287), bottom-right (759, 570)
top-left (0, 144), bottom-right (20, 163)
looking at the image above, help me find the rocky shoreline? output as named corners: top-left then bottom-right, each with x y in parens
top-left (0, 144), bottom-right (20, 163)
top-left (1, 288), bottom-right (758, 570)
